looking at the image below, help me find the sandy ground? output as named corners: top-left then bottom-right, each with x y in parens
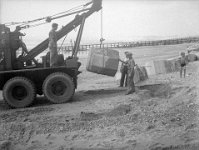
top-left (0, 43), bottom-right (199, 150)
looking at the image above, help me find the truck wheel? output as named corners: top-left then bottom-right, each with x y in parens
top-left (3, 77), bottom-right (36, 108)
top-left (43, 72), bottom-right (75, 103)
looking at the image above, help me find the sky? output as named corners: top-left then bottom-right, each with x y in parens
top-left (1, 0), bottom-right (199, 48)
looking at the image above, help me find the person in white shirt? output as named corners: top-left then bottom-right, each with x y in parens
top-left (119, 51), bottom-right (129, 87)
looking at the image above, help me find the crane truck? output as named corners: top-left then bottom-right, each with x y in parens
top-left (0, 0), bottom-right (102, 108)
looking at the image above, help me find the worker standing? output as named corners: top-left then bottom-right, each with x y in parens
top-left (119, 51), bottom-right (129, 87)
top-left (48, 23), bottom-right (58, 67)
top-left (126, 52), bottom-right (136, 95)
top-left (179, 52), bottom-right (188, 78)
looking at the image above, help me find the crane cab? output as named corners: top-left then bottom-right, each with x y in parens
top-left (0, 24), bottom-right (80, 108)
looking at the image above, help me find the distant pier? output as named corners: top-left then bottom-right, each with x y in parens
top-left (58, 36), bottom-right (199, 53)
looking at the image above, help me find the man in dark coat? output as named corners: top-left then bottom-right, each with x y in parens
top-left (48, 23), bottom-right (58, 67)
top-left (126, 52), bottom-right (136, 95)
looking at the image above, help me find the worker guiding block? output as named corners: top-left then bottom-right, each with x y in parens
top-left (86, 48), bottom-right (148, 83)
top-left (86, 47), bottom-right (149, 95)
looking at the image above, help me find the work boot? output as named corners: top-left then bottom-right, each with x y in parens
top-left (125, 90), bottom-right (135, 95)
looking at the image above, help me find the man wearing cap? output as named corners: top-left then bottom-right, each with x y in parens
top-left (119, 51), bottom-right (129, 87)
top-left (48, 23), bottom-right (58, 67)
top-left (126, 52), bottom-right (136, 95)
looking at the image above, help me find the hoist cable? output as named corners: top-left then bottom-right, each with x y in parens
top-left (21, 22), bottom-right (48, 29)
top-left (100, 8), bottom-right (105, 48)
top-left (4, 1), bottom-right (92, 27)
top-left (51, 4), bottom-right (84, 17)
top-left (101, 8), bottom-right (103, 40)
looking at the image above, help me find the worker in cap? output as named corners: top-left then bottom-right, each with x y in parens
top-left (119, 51), bottom-right (129, 87)
top-left (52, 23), bottom-right (58, 28)
top-left (127, 52), bottom-right (132, 56)
top-left (124, 51), bottom-right (129, 55)
top-left (126, 52), bottom-right (136, 95)
top-left (48, 23), bottom-right (58, 67)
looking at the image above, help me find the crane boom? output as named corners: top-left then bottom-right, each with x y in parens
top-left (19, 0), bottom-right (102, 63)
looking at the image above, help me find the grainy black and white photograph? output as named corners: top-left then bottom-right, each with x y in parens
top-left (0, 0), bottom-right (199, 149)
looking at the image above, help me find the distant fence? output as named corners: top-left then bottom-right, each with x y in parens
top-left (58, 37), bottom-right (199, 53)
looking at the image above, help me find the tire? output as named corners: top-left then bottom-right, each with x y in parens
top-left (3, 77), bottom-right (36, 108)
top-left (43, 72), bottom-right (75, 103)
